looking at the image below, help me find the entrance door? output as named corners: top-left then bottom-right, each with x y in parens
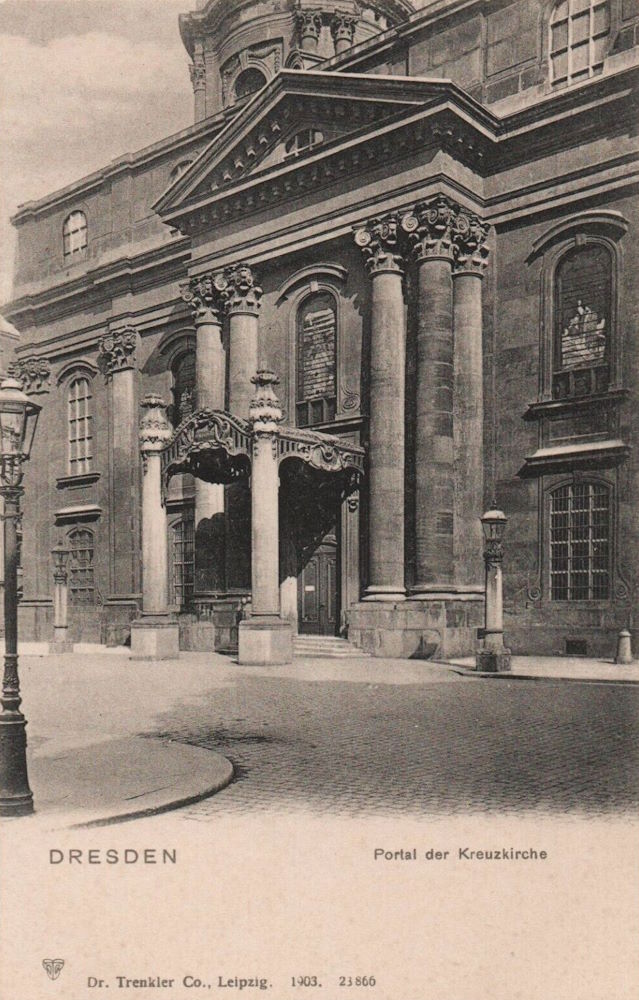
top-left (298, 537), bottom-right (338, 635)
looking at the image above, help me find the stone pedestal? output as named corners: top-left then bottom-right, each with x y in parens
top-left (238, 616), bottom-right (293, 665)
top-left (615, 629), bottom-right (634, 664)
top-left (355, 217), bottom-right (406, 602)
top-left (131, 617), bottom-right (180, 660)
top-left (476, 648), bottom-right (512, 673)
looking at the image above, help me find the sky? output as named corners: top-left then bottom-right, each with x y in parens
top-left (0, 0), bottom-right (429, 305)
top-left (0, 0), bottom-right (192, 302)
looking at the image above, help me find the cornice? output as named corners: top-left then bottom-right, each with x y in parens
top-left (3, 238), bottom-right (191, 326)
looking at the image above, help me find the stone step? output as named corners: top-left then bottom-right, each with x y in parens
top-left (293, 635), bottom-right (369, 658)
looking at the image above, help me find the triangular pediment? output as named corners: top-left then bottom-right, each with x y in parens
top-left (154, 70), bottom-right (472, 222)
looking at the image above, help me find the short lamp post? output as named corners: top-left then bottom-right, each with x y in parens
top-left (476, 505), bottom-right (512, 674)
top-left (50, 542), bottom-right (72, 653)
top-left (0, 378), bottom-right (41, 816)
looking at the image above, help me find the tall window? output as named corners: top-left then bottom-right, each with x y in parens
top-left (63, 211), bottom-right (87, 257)
top-left (68, 528), bottom-right (96, 605)
top-left (234, 67), bottom-right (266, 101)
top-left (550, 482), bottom-right (611, 600)
top-left (549, 0), bottom-right (610, 88)
top-left (553, 243), bottom-right (611, 399)
top-left (296, 293), bottom-right (337, 427)
top-left (68, 376), bottom-right (93, 475)
top-left (171, 517), bottom-right (194, 609)
top-left (171, 351), bottom-right (196, 427)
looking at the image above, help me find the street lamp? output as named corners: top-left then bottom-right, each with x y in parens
top-left (0, 378), bottom-right (41, 815)
top-left (476, 505), bottom-right (512, 673)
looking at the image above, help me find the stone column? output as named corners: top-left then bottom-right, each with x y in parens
top-left (295, 10), bottom-right (323, 52)
top-left (476, 512), bottom-right (511, 673)
top-left (354, 216), bottom-right (407, 601)
top-left (99, 327), bottom-right (141, 620)
top-left (330, 13), bottom-right (358, 54)
top-left (130, 396), bottom-right (179, 660)
top-left (49, 545), bottom-right (73, 654)
top-left (452, 215), bottom-right (490, 590)
top-left (238, 372), bottom-right (293, 665)
top-left (181, 274), bottom-right (228, 597)
top-left (402, 197), bottom-right (457, 595)
top-left (190, 40), bottom-right (206, 123)
top-left (223, 264), bottom-right (262, 418)
top-left (222, 263), bottom-right (262, 593)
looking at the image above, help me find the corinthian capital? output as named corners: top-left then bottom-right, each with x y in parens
top-left (330, 13), bottom-right (358, 47)
top-left (7, 356), bottom-right (51, 394)
top-left (295, 9), bottom-right (323, 46)
top-left (222, 263), bottom-right (262, 315)
top-left (180, 272), bottom-right (228, 325)
top-left (99, 326), bottom-right (138, 379)
top-left (354, 215), bottom-right (405, 275)
top-left (401, 195), bottom-right (459, 263)
top-left (452, 212), bottom-right (490, 275)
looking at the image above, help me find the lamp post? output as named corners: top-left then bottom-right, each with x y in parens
top-left (476, 505), bottom-right (512, 673)
top-left (0, 378), bottom-right (41, 815)
top-left (50, 542), bottom-right (72, 653)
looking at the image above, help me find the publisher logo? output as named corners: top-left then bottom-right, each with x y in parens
top-left (43, 959), bottom-right (65, 981)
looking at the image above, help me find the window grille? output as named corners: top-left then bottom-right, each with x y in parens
top-left (171, 518), bottom-right (195, 609)
top-left (171, 351), bottom-right (197, 427)
top-left (68, 377), bottom-right (93, 475)
top-left (553, 244), bottom-right (611, 399)
top-left (285, 129), bottom-right (324, 158)
top-left (63, 211), bottom-right (88, 257)
top-left (549, 0), bottom-right (610, 88)
top-left (68, 528), bottom-right (96, 606)
top-left (550, 482), bottom-right (610, 600)
top-left (296, 293), bottom-right (337, 428)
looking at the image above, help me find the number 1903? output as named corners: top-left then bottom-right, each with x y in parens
top-left (339, 976), bottom-right (376, 987)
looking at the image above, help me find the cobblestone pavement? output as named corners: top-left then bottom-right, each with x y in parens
top-left (145, 660), bottom-right (639, 820)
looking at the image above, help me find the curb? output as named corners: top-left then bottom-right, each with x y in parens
top-left (433, 661), bottom-right (639, 686)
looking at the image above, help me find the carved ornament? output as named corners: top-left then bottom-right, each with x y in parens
top-left (139, 395), bottom-right (173, 462)
top-left (99, 327), bottom-right (138, 379)
top-left (7, 356), bottom-right (51, 395)
top-left (330, 13), bottom-right (358, 46)
top-left (295, 10), bottom-right (324, 45)
top-left (180, 273), bottom-right (229, 325)
top-left (222, 263), bottom-right (262, 315)
top-left (354, 215), bottom-right (405, 275)
top-left (401, 195), bottom-right (458, 263)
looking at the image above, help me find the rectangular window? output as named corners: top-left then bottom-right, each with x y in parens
top-left (550, 483), bottom-right (610, 600)
top-left (68, 378), bottom-right (93, 475)
top-left (68, 528), bottom-right (96, 606)
top-left (172, 518), bottom-right (194, 609)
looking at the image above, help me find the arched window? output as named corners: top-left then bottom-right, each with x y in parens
top-left (170, 516), bottom-right (194, 609)
top-left (67, 527), bottom-right (96, 605)
top-left (234, 67), bottom-right (267, 101)
top-left (296, 292), bottom-right (337, 427)
top-left (549, 481), bottom-right (611, 600)
top-left (63, 211), bottom-right (87, 257)
top-left (285, 129), bottom-right (324, 158)
top-left (553, 243), bottom-right (612, 399)
top-left (170, 160), bottom-right (193, 183)
top-left (549, 0), bottom-right (610, 88)
top-left (171, 351), bottom-right (196, 427)
top-left (67, 376), bottom-right (93, 475)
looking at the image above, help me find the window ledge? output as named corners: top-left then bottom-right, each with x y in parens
top-left (523, 388), bottom-right (628, 421)
top-left (518, 438), bottom-right (630, 477)
top-left (56, 472), bottom-right (101, 490)
top-left (54, 504), bottom-right (102, 525)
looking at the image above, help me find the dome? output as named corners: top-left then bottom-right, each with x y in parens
top-left (179, 0), bottom-right (416, 121)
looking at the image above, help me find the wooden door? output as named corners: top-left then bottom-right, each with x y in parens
top-left (298, 542), bottom-right (338, 635)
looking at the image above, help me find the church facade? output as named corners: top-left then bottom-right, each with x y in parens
top-left (4, 0), bottom-right (639, 660)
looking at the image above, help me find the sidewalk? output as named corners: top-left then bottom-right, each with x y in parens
top-left (439, 654), bottom-right (639, 684)
top-left (2, 650), bottom-right (234, 829)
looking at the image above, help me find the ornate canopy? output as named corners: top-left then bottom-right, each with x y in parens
top-left (161, 406), bottom-right (364, 496)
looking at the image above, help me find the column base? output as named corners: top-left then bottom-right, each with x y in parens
top-left (363, 586), bottom-right (406, 603)
top-left (409, 584), bottom-right (484, 600)
top-left (130, 616), bottom-right (180, 661)
top-left (476, 648), bottom-right (512, 673)
top-left (238, 616), bottom-right (293, 665)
